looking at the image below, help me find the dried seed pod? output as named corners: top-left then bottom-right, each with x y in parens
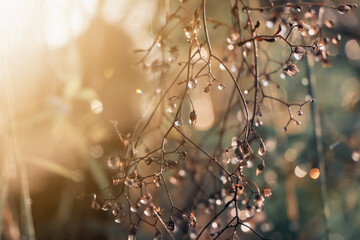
top-left (189, 213), bottom-right (197, 228)
top-left (324, 19), bottom-right (334, 28)
top-left (256, 162), bottom-right (265, 176)
top-left (284, 63), bottom-right (299, 77)
top-left (189, 110), bottom-right (197, 125)
top-left (167, 217), bottom-right (175, 231)
top-left (263, 187), bottom-right (273, 198)
top-left (128, 224), bottom-right (137, 240)
top-left (239, 142), bottom-right (251, 158)
top-left (235, 147), bottom-right (244, 160)
top-left (336, 4), bottom-right (351, 14)
top-left (258, 141), bottom-right (266, 156)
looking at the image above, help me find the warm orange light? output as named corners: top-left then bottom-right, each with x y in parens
top-left (310, 168), bottom-right (320, 179)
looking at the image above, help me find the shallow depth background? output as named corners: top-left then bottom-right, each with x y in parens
top-left (0, 0), bottom-right (360, 240)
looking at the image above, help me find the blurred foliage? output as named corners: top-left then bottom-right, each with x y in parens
top-left (1, 0), bottom-right (360, 240)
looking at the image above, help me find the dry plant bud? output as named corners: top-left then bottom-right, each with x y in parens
top-left (284, 63), bottom-right (299, 77)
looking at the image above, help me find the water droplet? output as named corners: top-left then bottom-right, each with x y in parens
top-left (262, 79), bottom-right (269, 87)
top-left (168, 102), bottom-right (177, 113)
top-left (174, 117), bottom-right (183, 127)
top-left (244, 89), bottom-right (249, 94)
top-left (114, 213), bottom-right (124, 223)
top-left (140, 195), bottom-right (150, 205)
top-left (188, 78), bottom-right (197, 89)
top-left (102, 201), bottom-right (111, 211)
top-left (217, 83), bottom-right (225, 91)
top-left (293, 46), bottom-right (306, 61)
top-left (254, 194), bottom-right (264, 212)
top-left (154, 231), bottom-right (163, 240)
top-left (219, 64), bottom-right (226, 71)
top-left (130, 205), bottom-right (137, 213)
top-left (144, 206), bottom-right (153, 217)
top-left (107, 154), bottom-right (121, 169)
top-left (245, 205), bottom-right (254, 218)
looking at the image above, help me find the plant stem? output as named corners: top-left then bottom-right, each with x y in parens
top-left (305, 54), bottom-right (330, 240)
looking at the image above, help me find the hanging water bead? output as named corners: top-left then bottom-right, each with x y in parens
top-left (168, 102), bottom-right (177, 113)
top-left (245, 205), bottom-right (255, 218)
top-left (154, 231), bottom-right (163, 240)
top-left (102, 200), bottom-right (111, 211)
top-left (188, 78), bottom-right (197, 89)
top-left (293, 46), bottom-right (306, 61)
top-left (217, 83), bottom-right (225, 91)
top-left (169, 46), bottom-right (180, 62)
top-left (263, 187), bottom-right (273, 198)
top-left (128, 225), bottom-right (137, 240)
top-left (183, 26), bottom-right (192, 40)
top-left (189, 110), bottom-right (197, 125)
top-left (254, 194), bottom-right (265, 212)
top-left (130, 205), bottom-right (137, 213)
top-left (140, 194), bottom-right (151, 205)
top-left (258, 141), bottom-right (266, 156)
top-left (144, 206), bottom-right (153, 217)
top-left (255, 118), bottom-right (263, 127)
top-left (107, 154), bottom-right (121, 169)
top-left (174, 117), bottom-right (183, 127)
top-left (114, 213), bottom-right (125, 223)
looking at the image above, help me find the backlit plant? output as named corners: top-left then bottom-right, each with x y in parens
top-left (83, 1), bottom-right (357, 239)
